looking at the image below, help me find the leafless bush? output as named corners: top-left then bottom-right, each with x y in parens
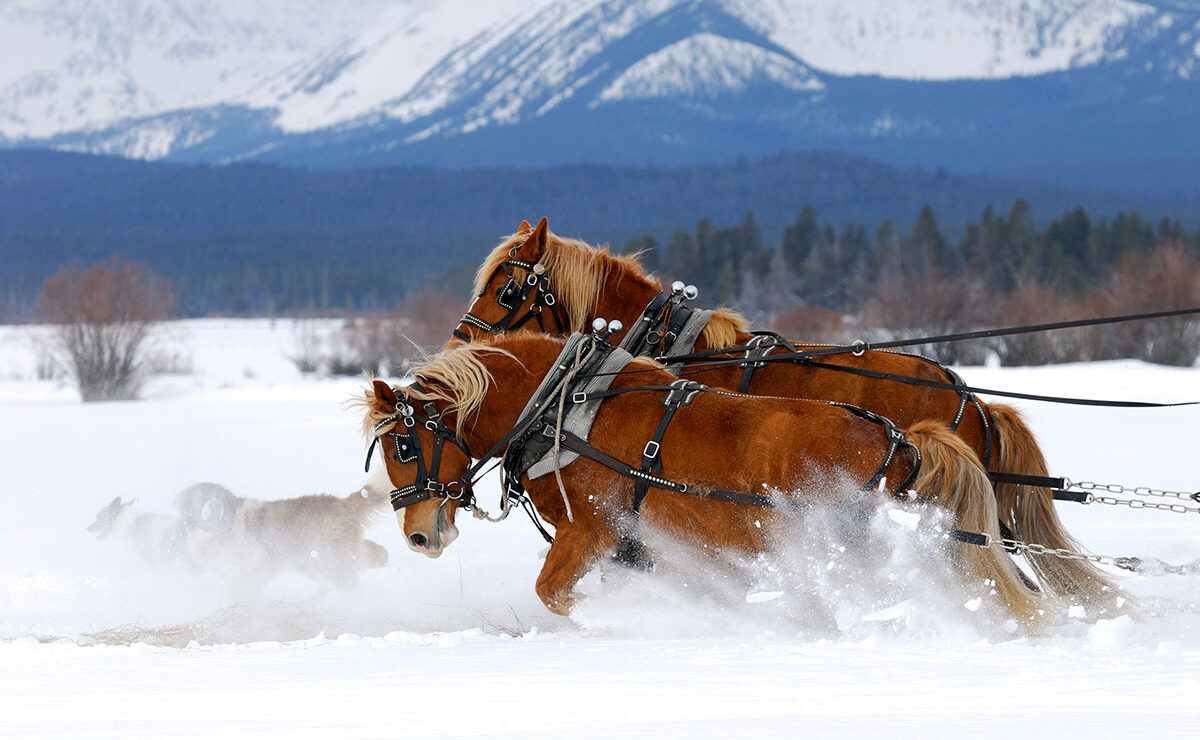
top-left (860, 272), bottom-right (993, 365)
top-left (992, 284), bottom-right (1097, 366)
top-left (35, 257), bottom-right (175, 401)
top-left (318, 291), bottom-right (466, 377)
top-left (326, 316), bottom-right (413, 376)
top-left (769, 305), bottom-right (861, 345)
top-left (287, 319), bottom-right (327, 375)
top-left (1095, 244), bottom-right (1200, 366)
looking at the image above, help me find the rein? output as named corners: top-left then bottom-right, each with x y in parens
top-left (650, 306), bottom-right (1200, 408)
top-left (589, 294), bottom-right (1198, 409)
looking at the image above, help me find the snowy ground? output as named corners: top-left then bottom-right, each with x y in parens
top-left (1, 319), bottom-right (1198, 738)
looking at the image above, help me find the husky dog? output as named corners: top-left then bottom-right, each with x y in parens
top-left (87, 496), bottom-right (193, 567)
top-left (172, 482), bottom-right (390, 593)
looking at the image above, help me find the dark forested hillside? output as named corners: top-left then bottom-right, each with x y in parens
top-left (2, 149), bottom-right (1196, 316)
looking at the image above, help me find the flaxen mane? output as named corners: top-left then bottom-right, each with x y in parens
top-left (359, 344), bottom-right (511, 436)
top-left (481, 226), bottom-right (750, 349)
top-left (478, 228), bottom-right (646, 333)
top-left (361, 336), bottom-right (664, 437)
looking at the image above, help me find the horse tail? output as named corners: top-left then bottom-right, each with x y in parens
top-left (988, 403), bottom-right (1123, 607)
top-left (905, 420), bottom-right (1048, 623)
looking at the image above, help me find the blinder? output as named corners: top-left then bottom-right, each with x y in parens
top-left (452, 258), bottom-right (565, 342)
top-left (365, 388), bottom-right (477, 512)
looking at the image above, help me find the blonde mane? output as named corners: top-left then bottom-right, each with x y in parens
top-left (360, 344), bottom-right (512, 437)
top-left (476, 225), bottom-right (751, 350)
top-left (702, 308), bottom-right (747, 349)
top-left (476, 228), bottom-right (652, 333)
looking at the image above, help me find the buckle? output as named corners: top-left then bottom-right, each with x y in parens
top-left (572, 391), bottom-right (588, 403)
top-left (643, 440), bottom-right (660, 459)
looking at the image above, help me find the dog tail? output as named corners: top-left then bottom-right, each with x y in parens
top-left (348, 480), bottom-right (391, 521)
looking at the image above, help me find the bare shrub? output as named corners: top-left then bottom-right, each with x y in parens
top-left (769, 305), bottom-right (861, 345)
top-left (287, 319), bottom-right (326, 375)
top-left (326, 316), bottom-right (411, 376)
top-left (35, 257), bottom-right (175, 401)
top-left (323, 291), bottom-right (465, 377)
top-left (992, 284), bottom-right (1097, 366)
top-left (860, 272), bottom-right (993, 365)
top-left (1095, 244), bottom-right (1200, 366)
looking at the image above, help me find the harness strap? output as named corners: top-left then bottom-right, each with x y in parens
top-left (633, 380), bottom-right (706, 512)
top-left (454, 259), bottom-right (566, 341)
top-left (738, 331), bottom-right (788, 393)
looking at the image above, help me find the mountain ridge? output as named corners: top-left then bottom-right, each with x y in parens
top-left (2, 0), bottom-right (1197, 182)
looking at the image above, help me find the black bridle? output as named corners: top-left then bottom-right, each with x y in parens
top-left (452, 258), bottom-right (568, 342)
top-left (365, 385), bottom-right (478, 512)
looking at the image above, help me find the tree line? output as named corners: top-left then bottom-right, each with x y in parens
top-left (621, 200), bottom-right (1199, 366)
top-left (27, 199), bottom-right (1200, 402)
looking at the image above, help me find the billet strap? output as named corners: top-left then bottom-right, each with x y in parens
top-left (633, 379), bottom-right (706, 512)
top-left (737, 331), bottom-right (788, 393)
top-left (988, 471), bottom-right (1068, 489)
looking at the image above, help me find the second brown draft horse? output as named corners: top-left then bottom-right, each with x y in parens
top-left (448, 218), bottom-right (1121, 608)
top-left (362, 333), bottom-right (1047, 621)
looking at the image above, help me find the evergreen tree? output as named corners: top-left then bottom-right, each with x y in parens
top-left (781, 207), bottom-right (818, 277)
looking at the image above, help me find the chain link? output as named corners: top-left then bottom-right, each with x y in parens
top-left (975, 534), bottom-right (1138, 571)
top-left (1070, 479), bottom-right (1198, 502)
top-left (1084, 494), bottom-right (1200, 514)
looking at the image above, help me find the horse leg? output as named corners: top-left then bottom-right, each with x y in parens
top-left (535, 525), bottom-right (613, 615)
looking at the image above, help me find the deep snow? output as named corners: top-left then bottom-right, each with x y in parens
top-left (1, 318), bottom-right (1198, 738)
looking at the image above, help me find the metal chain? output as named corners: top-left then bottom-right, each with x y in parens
top-left (1081, 495), bottom-right (1200, 515)
top-left (1065, 479), bottom-right (1200, 515)
top-left (966, 532), bottom-right (1140, 572)
top-left (1069, 479), bottom-right (1199, 502)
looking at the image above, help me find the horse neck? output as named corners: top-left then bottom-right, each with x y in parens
top-left (590, 262), bottom-right (663, 329)
top-left (455, 340), bottom-right (563, 456)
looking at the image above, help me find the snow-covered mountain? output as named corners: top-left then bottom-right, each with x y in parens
top-left (1, 0), bottom-right (1198, 171)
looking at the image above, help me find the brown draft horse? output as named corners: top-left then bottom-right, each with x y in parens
top-left (448, 218), bottom-right (1121, 608)
top-left (361, 333), bottom-right (1046, 621)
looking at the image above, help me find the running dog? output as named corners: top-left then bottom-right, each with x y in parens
top-left (87, 496), bottom-right (194, 568)
top-left (172, 482), bottom-right (390, 593)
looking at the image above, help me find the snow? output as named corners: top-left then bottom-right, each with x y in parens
top-left (593, 32), bottom-right (824, 104)
top-left (737, 0), bottom-right (1155, 79)
top-left (1, 318), bottom-right (1199, 737)
top-left (0, 0), bottom-right (1175, 146)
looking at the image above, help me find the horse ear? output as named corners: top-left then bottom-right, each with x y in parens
top-left (372, 380), bottom-right (399, 410)
top-left (517, 219), bottom-right (532, 233)
top-left (517, 217), bottom-right (549, 261)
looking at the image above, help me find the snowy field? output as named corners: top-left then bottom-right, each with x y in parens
top-left (1, 318), bottom-right (1198, 738)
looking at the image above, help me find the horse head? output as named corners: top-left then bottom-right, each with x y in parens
top-left (365, 379), bottom-right (472, 558)
top-left (453, 218), bottom-right (742, 353)
top-left (451, 217), bottom-right (571, 344)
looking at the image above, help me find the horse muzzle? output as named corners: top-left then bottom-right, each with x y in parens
top-left (403, 502), bottom-right (460, 558)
